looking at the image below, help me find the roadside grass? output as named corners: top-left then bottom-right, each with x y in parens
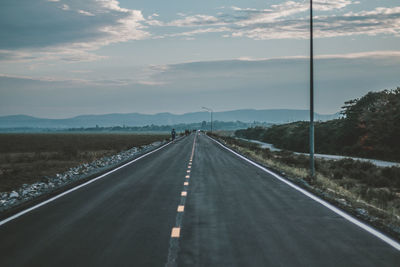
top-left (0, 133), bottom-right (169, 192)
top-left (211, 130), bottom-right (235, 137)
top-left (210, 134), bottom-right (400, 239)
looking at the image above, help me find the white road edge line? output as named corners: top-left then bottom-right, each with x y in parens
top-left (0, 142), bottom-right (171, 227)
top-left (207, 135), bottom-right (400, 251)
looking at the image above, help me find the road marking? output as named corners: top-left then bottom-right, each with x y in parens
top-left (166, 133), bottom-right (197, 267)
top-left (0, 141), bottom-right (172, 227)
top-left (177, 205), bottom-right (184, 212)
top-left (171, 227), bottom-right (180, 238)
top-left (207, 135), bottom-right (400, 251)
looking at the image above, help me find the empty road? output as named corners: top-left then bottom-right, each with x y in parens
top-left (0, 133), bottom-right (399, 266)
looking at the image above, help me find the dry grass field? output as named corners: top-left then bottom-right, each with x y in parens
top-left (0, 133), bottom-right (168, 192)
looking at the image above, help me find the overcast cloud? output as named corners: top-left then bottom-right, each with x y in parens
top-left (0, 0), bottom-right (399, 118)
top-left (1, 51), bottom-right (399, 118)
top-left (0, 0), bottom-right (148, 62)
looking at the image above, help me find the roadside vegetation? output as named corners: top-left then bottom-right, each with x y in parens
top-left (0, 120), bottom-right (271, 133)
top-left (236, 87), bottom-right (400, 162)
top-left (210, 134), bottom-right (400, 239)
top-left (0, 133), bottom-right (168, 192)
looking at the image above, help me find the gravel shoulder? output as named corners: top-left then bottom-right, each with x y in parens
top-left (0, 139), bottom-right (168, 218)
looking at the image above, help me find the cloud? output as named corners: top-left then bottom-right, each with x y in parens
top-left (0, 60), bottom-right (169, 87)
top-left (132, 50), bottom-right (400, 89)
top-left (70, 70), bottom-right (93, 74)
top-left (0, 50), bottom-right (36, 62)
top-left (2, 0), bottom-right (399, 63)
top-left (4, 50), bottom-right (398, 86)
top-left (161, 27), bottom-right (231, 39)
top-left (313, 0), bottom-right (359, 11)
top-left (232, 2), bottom-right (399, 40)
top-left (0, 0), bottom-right (149, 62)
top-left (217, 4), bottom-right (400, 40)
top-left (147, 14), bottom-right (223, 28)
top-left (61, 4), bottom-right (70, 11)
top-left (0, 73), bottom-right (95, 88)
top-left (153, 0), bottom-right (358, 28)
top-left (148, 13), bottom-right (159, 20)
top-left (128, 50), bottom-right (400, 113)
top-left (167, 15), bottom-right (221, 27)
top-left (160, 50), bottom-right (400, 70)
top-left (0, 48), bottom-right (107, 63)
top-left (230, 0), bottom-right (358, 23)
top-left (150, 1), bottom-right (399, 41)
top-left (232, 50), bottom-right (400, 62)
top-left (77, 10), bottom-right (95, 16)
top-left (2, 50), bottom-right (400, 116)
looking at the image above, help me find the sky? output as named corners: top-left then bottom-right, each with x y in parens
top-left (0, 0), bottom-right (399, 118)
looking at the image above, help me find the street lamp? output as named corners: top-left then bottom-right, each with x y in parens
top-left (202, 106), bottom-right (213, 134)
top-left (309, 0), bottom-right (315, 177)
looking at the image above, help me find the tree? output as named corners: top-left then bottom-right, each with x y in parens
top-left (201, 121), bottom-right (207, 130)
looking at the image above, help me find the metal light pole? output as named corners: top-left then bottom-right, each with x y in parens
top-left (202, 106), bottom-right (213, 134)
top-left (309, 0), bottom-right (315, 177)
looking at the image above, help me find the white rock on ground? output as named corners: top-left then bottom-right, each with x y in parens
top-left (0, 141), bottom-right (166, 212)
top-left (9, 191), bottom-right (19, 199)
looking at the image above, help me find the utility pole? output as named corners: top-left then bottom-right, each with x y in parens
top-left (202, 106), bottom-right (213, 134)
top-left (310, 0), bottom-right (315, 177)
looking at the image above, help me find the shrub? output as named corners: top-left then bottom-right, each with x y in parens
top-left (332, 170), bottom-right (344, 180)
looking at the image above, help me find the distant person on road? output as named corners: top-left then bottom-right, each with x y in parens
top-left (171, 128), bottom-right (176, 142)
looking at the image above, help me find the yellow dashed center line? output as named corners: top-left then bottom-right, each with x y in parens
top-left (168, 133), bottom-right (197, 256)
top-left (177, 205), bottom-right (184, 212)
top-left (171, 227), bottom-right (180, 238)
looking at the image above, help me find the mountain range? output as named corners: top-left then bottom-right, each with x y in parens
top-left (0, 109), bottom-right (339, 129)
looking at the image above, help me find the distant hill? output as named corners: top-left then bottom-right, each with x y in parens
top-left (0, 109), bottom-right (339, 129)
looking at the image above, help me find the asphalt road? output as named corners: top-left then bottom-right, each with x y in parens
top-left (0, 133), bottom-right (399, 266)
